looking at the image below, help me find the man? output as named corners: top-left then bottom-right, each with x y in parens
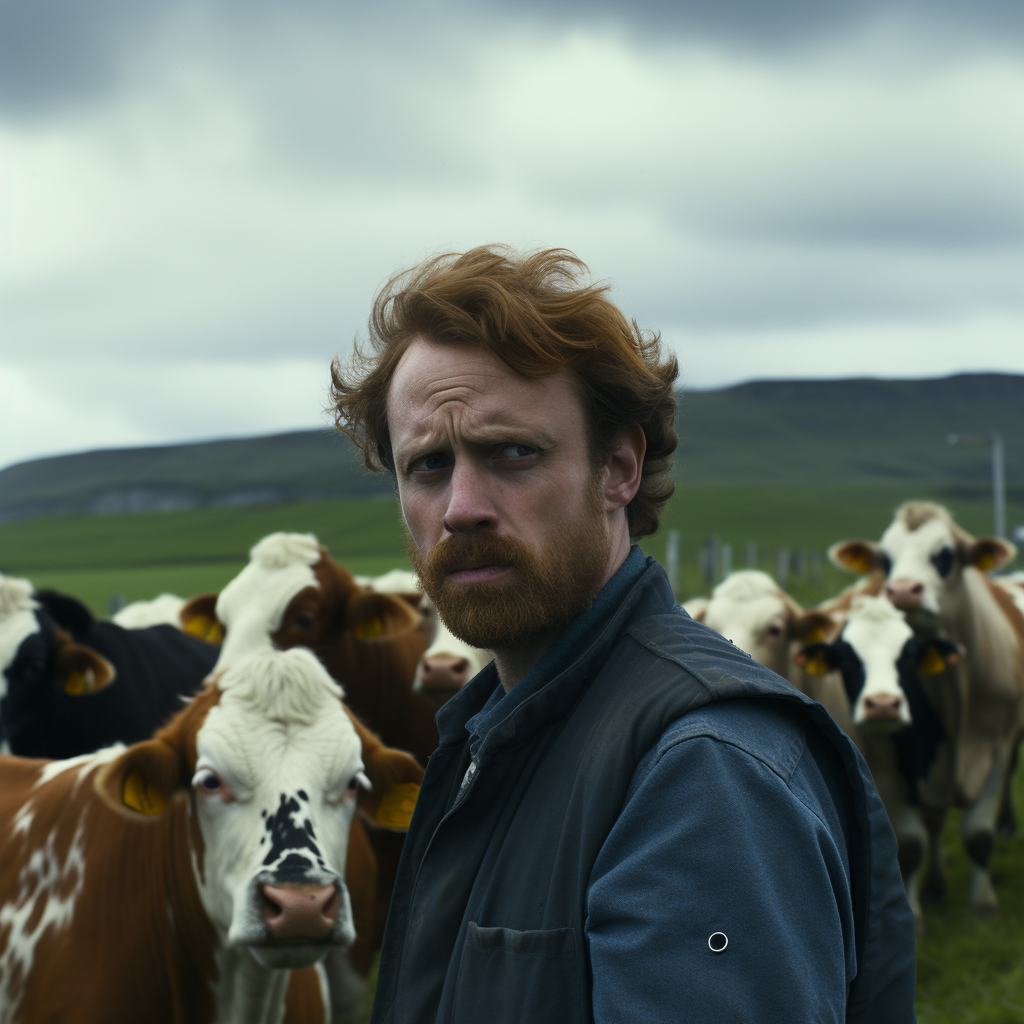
top-left (331, 246), bottom-right (916, 1023)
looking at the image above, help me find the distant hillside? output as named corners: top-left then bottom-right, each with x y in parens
top-left (1, 373), bottom-right (1020, 522)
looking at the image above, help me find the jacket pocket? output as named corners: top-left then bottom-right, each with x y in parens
top-left (450, 921), bottom-right (582, 1024)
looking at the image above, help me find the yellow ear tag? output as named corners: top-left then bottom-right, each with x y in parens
top-left (848, 553), bottom-right (874, 574)
top-left (184, 614), bottom-right (223, 644)
top-left (975, 552), bottom-right (996, 572)
top-left (919, 648), bottom-right (950, 676)
top-left (804, 653), bottom-right (831, 676)
top-left (64, 670), bottom-right (90, 695)
top-left (374, 782), bottom-right (420, 831)
top-left (354, 616), bottom-right (384, 640)
top-left (123, 770), bottom-right (167, 815)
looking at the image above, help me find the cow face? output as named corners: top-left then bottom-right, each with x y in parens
top-left (797, 596), bottom-right (960, 730)
top-left (829, 503), bottom-right (1016, 616)
top-left (97, 648), bottom-right (367, 969)
top-left (184, 533), bottom-right (422, 674)
top-left (694, 571), bottom-right (833, 678)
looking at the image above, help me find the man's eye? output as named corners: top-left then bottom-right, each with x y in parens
top-left (499, 444), bottom-right (536, 459)
top-left (414, 454), bottom-right (449, 473)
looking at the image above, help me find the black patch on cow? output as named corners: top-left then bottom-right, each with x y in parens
top-left (297, 789), bottom-right (308, 801)
top-left (827, 640), bottom-right (867, 707)
top-left (891, 639), bottom-right (949, 804)
top-left (33, 591), bottom-right (96, 637)
top-left (931, 547), bottom-right (955, 579)
top-left (878, 551), bottom-right (893, 578)
top-left (262, 793), bottom-right (326, 876)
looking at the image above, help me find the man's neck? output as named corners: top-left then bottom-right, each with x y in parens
top-left (491, 534), bottom-right (633, 693)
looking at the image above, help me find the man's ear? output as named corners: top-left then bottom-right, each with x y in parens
top-left (180, 593), bottom-right (224, 644)
top-left (915, 638), bottom-right (962, 676)
top-left (828, 540), bottom-right (882, 575)
top-left (794, 642), bottom-right (840, 676)
top-left (53, 628), bottom-right (116, 695)
top-left (346, 590), bottom-right (422, 641)
top-left (95, 738), bottom-right (186, 819)
top-left (963, 537), bottom-right (1017, 573)
top-left (790, 611), bottom-right (835, 645)
top-left (602, 423), bottom-right (646, 512)
top-left (343, 705), bottom-right (425, 831)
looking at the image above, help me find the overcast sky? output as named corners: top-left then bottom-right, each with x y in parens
top-left (2, 0), bottom-right (1022, 470)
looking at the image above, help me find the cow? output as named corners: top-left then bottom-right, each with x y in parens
top-left (180, 534), bottom-right (435, 765)
top-left (0, 647), bottom-right (423, 1024)
top-left (354, 570), bottom-right (492, 709)
top-left (0, 576), bottom-right (219, 760)
top-left (830, 500), bottom-right (1024, 914)
top-left (795, 594), bottom-right (961, 930)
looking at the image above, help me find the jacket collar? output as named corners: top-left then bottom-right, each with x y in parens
top-left (434, 556), bottom-right (679, 756)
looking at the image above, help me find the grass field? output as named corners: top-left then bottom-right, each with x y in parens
top-left (2, 484), bottom-right (1023, 1019)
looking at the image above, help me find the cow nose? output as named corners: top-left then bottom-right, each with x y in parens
top-left (864, 694), bottom-right (902, 719)
top-left (261, 883), bottom-right (340, 941)
top-left (885, 579), bottom-right (924, 610)
top-left (418, 654), bottom-right (471, 692)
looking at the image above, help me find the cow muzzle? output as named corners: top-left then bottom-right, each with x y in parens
top-left (261, 882), bottom-right (341, 942)
top-left (885, 579), bottom-right (924, 611)
top-left (414, 653), bottom-right (471, 702)
top-left (858, 693), bottom-right (908, 732)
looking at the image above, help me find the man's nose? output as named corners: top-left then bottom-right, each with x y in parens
top-left (442, 462), bottom-right (497, 533)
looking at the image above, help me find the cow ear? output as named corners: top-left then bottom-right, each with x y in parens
top-left (917, 638), bottom-right (962, 676)
top-left (345, 590), bottom-right (422, 641)
top-left (682, 598), bottom-right (708, 622)
top-left (794, 643), bottom-right (838, 676)
top-left (791, 611), bottom-right (834, 644)
top-left (52, 628), bottom-right (116, 695)
top-left (343, 705), bottom-right (425, 831)
top-left (964, 537), bottom-right (1016, 573)
top-left (34, 590), bottom-right (95, 636)
top-left (180, 593), bottom-right (224, 644)
top-left (95, 738), bottom-right (186, 819)
top-left (828, 540), bottom-right (882, 575)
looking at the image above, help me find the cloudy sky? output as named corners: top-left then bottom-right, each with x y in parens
top-left (2, 0), bottom-right (1022, 470)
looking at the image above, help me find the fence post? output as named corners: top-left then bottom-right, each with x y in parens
top-left (746, 541), bottom-right (757, 569)
top-left (776, 548), bottom-right (790, 586)
top-left (665, 529), bottom-right (680, 596)
top-left (722, 542), bottom-right (733, 579)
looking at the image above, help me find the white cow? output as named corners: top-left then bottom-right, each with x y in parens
top-left (830, 500), bottom-right (1023, 914)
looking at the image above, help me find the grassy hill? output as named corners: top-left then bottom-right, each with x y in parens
top-left (2, 373), bottom-right (1021, 522)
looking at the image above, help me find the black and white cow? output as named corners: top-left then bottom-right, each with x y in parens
top-left (0, 575), bottom-right (219, 759)
top-left (797, 594), bottom-right (960, 930)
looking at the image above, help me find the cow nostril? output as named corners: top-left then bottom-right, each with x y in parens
top-left (323, 886), bottom-right (341, 924)
top-left (261, 887), bottom-right (284, 923)
top-left (910, 583), bottom-right (923, 595)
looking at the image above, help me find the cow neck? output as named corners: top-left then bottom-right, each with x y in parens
top-left (211, 945), bottom-right (293, 1024)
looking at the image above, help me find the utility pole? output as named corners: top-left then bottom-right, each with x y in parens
top-left (946, 431), bottom-right (1007, 538)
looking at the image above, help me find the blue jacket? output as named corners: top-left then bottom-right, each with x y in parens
top-left (371, 553), bottom-right (917, 1024)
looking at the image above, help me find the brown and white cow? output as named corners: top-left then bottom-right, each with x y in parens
top-left (0, 647), bottom-right (423, 1024)
top-left (830, 501), bottom-right (1023, 914)
top-left (181, 534), bottom-right (436, 766)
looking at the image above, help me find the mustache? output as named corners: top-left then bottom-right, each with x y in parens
top-left (420, 532), bottom-right (534, 579)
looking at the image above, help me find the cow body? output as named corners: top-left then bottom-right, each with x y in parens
top-left (830, 501), bottom-right (1024, 913)
top-left (0, 648), bottom-right (421, 1024)
top-left (0, 578), bottom-right (219, 759)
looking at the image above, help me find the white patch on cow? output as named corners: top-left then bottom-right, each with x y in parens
top-left (0, 575), bottom-right (40, 698)
top-left (0, 812), bottom-right (88, 1021)
top-left (112, 594), bottom-right (186, 629)
top-left (880, 516), bottom-right (957, 615)
top-left (34, 745), bottom-right (124, 789)
top-left (11, 802), bottom-right (34, 838)
top-left (190, 648), bottom-right (360, 990)
top-left (700, 571), bottom-right (796, 677)
top-left (842, 596), bottom-right (915, 727)
top-left (214, 533), bottom-right (322, 670)
top-left (356, 569), bottom-right (420, 593)
top-left (995, 576), bottom-right (1024, 618)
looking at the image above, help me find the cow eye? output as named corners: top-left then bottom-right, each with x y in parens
top-left (765, 625), bottom-right (782, 638)
top-left (878, 552), bottom-right (892, 577)
top-left (295, 615), bottom-right (314, 630)
top-left (192, 768), bottom-right (233, 801)
top-left (931, 547), bottom-right (955, 578)
top-left (348, 771), bottom-right (371, 792)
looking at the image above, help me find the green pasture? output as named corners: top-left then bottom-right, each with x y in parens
top-left (2, 484), bottom-right (1024, 1020)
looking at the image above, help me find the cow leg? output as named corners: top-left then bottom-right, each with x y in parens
top-left (919, 807), bottom-right (948, 901)
top-left (961, 744), bottom-right (1012, 916)
top-left (891, 805), bottom-right (928, 935)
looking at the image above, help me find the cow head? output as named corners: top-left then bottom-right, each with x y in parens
top-left (1, 578), bottom-right (117, 752)
top-left (796, 595), bottom-right (961, 731)
top-left (96, 647), bottom-right (420, 968)
top-left (690, 571), bottom-right (835, 678)
top-left (180, 533), bottom-right (423, 674)
top-left (829, 502), bottom-right (1016, 616)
